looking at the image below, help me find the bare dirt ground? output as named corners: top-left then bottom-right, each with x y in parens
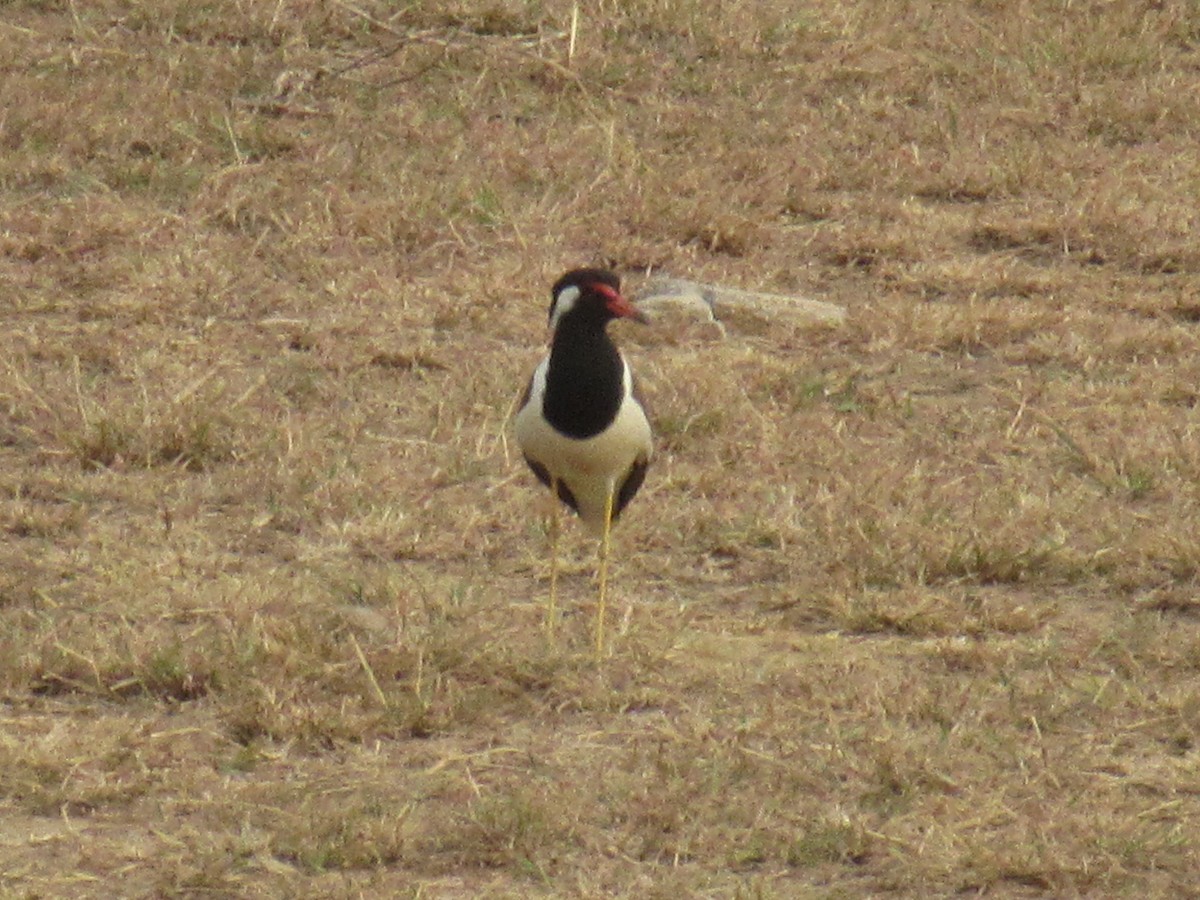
top-left (4, 1), bottom-right (1200, 897)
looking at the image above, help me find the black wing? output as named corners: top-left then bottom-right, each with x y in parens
top-left (613, 455), bottom-right (649, 521)
top-left (523, 456), bottom-right (581, 515)
top-left (613, 372), bottom-right (651, 520)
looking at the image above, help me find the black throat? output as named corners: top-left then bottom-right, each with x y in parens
top-left (542, 308), bottom-right (625, 440)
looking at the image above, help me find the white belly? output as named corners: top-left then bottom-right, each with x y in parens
top-left (514, 356), bottom-right (652, 532)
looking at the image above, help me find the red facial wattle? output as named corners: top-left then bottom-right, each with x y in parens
top-left (592, 282), bottom-right (649, 324)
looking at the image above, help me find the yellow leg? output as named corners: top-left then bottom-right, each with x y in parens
top-left (595, 488), bottom-right (615, 660)
top-left (546, 479), bottom-right (561, 638)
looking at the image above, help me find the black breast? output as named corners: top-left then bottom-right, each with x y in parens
top-left (542, 321), bottom-right (624, 440)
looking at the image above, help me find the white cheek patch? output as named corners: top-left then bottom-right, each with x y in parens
top-left (549, 285), bottom-right (581, 329)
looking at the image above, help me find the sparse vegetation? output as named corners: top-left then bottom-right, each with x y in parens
top-left (5, 0), bottom-right (1200, 895)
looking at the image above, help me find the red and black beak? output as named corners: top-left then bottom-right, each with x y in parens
top-left (593, 282), bottom-right (649, 324)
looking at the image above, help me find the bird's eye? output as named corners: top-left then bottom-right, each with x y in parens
top-left (591, 283), bottom-right (619, 302)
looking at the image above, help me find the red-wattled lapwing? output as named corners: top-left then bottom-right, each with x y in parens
top-left (514, 268), bottom-right (652, 656)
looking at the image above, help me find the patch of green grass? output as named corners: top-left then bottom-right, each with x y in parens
top-left (70, 410), bottom-right (232, 471)
top-left (786, 820), bottom-right (870, 867)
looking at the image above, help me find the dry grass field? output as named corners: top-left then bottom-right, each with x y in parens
top-left (5, 0), bottom-right (1200, 896)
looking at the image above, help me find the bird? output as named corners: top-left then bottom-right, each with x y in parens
top-left (513, 268), bottom-right (653, 656)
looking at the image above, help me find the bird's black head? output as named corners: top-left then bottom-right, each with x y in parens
top-left (548, 268), bottom-right (648, 330)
